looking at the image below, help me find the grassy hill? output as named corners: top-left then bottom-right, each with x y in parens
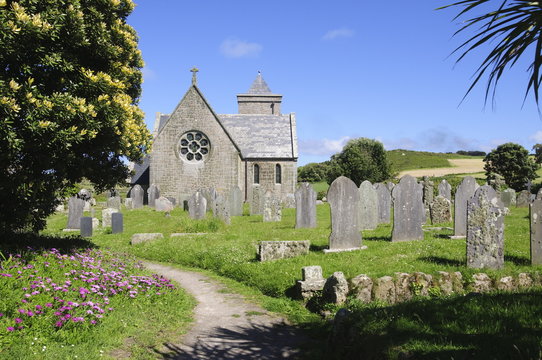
top-left (387, 149), bottom-right (482, 173)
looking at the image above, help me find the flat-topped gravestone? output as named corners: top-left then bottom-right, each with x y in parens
top-left (501, 188), bottom-right (516, 208)
top-left (358, 180), bottom-right (378, 230)
top-left (111, 212), bottom-right (123, 234)
top-left (147, 184), bottom-right (160, 208)
top-left (531, 197), bottom-right (542, 265)
top-left (214, 194), bottom-right (231, 225)
top-left (229, 186), bottom-right (243, 216)
top-left (130, 233), bottom-right (163, 245)
top-left (155, 196), bottom-right (174, 212)
top-left (258, 240), bottom-right (310, 261)
top-left (517, 190), bottom-right (531, 208)
top-left (438, 180), bottom-right (452, 202)
top-left (467, 185), bottom-right (504, 269)
top-left (250, 185), bottom-right (263, 215)
top-left (392, 175), bottom-right (424, 242)
top-left (326, 176), bottom-right (364, 252)
top-left (188, 191), bottom-right (207, 220)
top-left (263, 191), bottom-right (282, 222)
top-left (374, 183), bottom-right (391, 224)
top-left (66, 196), bottom-right (85, 229)
top-left (102, 208), bottom-right (118, 228)
top-left (430, 195), bottom-right (452, 224)
top-left (295, 183), bottom-right (317, 228)
top-left (107, 196), bottom-right (121, 211)
top-left (454, 176), bottom-right (478, 237)
top-left (131, 184), bottom-right (144, 209)
top-left (80, 217), bottom-right (93, 237)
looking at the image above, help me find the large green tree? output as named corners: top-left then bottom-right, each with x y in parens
top-left (0, 0), bottom-right (152, 232)
top-left (484, 143), bottom-right (539, 190)
top-left (326, 138), bottom-right (392, 186)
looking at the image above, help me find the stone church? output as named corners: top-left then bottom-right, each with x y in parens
top-left (131, 70), bottom-right (298, 203)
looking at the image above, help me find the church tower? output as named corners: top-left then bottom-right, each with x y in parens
top-left (236, 72), bottom-right (282, 115)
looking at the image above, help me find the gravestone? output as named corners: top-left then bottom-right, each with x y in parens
top-left (374, 183), bottom-right (391, 224)
top-left (517, 190), bottom-right (531, 208)
top-left (250, 185), bottom-right (263, 215)
top-left (214, 194), bottom-right (231, 225)
top-left (201, 187), bottom-right (217, 212)
top-left (295, 183), bottom-right (317, 228)
top-left (530, 197), bottom-right (542, 265)
top-left (501, 188), bottom-right (516, 208)
top-left (358, 180), bottom-right (378, 230)
top-left (79, 189), bottom-right (92, 211)
top-left (147, 184), bottom-right (160, 208)
top-left (488, 173), bottom-right (505, 193)
top-left (107, 196), bottom-right (121, 211)
top-left (66, 196), bottom-right (85, 229)
top-left (124, 198), bottom-right (133, 209)
top-left (155, 196), bottom-right (174, 212)
top-left (386, 182), bottom-right (395, 193)
top-left (422, 176), bottom-right (434, 210)
top-left (430, 195), bottom-right (452, 224)
top-left (282, 194), bottom-right (296, 209)
top-left (438, 180), bottom-right (452, 202)
top-left (188, 191), bottom-right (207, 220)
top-left (454, 176), bottom-right (478, 237)
top-left (80, 217), bottom-right (93, 237)
top-left (263, 191), bottom-right (282, 222)
top-left (102, 208), bottom-right (118, 228)
top-left (391, 175), bottom-right (424, 242)
top-left (326, 176), bottom-right (364, 251)
top-left (131, 185), bottom-right (144, 209)
top-left (466, 185), bottom-right (504, 269)
top-left (111, 212), bottom-right (123, 234)
top-left (229, 186), bottom-right (243, 216)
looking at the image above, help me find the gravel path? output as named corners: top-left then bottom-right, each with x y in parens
top-left (143, 262), bottom-right (309, 359)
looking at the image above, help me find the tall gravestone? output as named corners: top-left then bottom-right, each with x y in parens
top-left (386, 182), bottom-right (395, 193)
top-left (517, 190), bottom-right (531, 208)
top-left (111, 212), bottom-right (123, 234)
top-left (501, 188), bottom-right (516, 208)
top-left (422, 176), bottom-right (434, 210)
top-left (358, 180), bottom-right (378, 230)
top-left (200, 188), bottom-right (217, 212)
top-left (374, 183), bottom-right (391, 224)
top-left (391, 175), bottom-right (424, 242)
top-left (250, 185), bottom-right (263, 215)
top-left (263, 191), bottom-right (282, 222)
top-left (80, 217), bottom-right (93, 237)
top-left (66, 196), bottom-right (85, 229)
top-left (229, 186), bottom-right (243, 216)
top-left (102, 208), bottom-right (118, 228)
top-left (466, 186), bottom-right (504, 269)
top-left (430, 195), bottom-right (452, 224)
top-left (531, 196), bottom-right (542, 265)
top-left (295, 183), bottom-right (317, 228)
top-left (326, 176), bottom-right (364, 251)
top-left (438, 180), bottom-right (452, 202)
top-left (454, 176), bottom-right (478, 237)
top-left (147, 184), bottom-right (160, 208)
top-left (214, 194), bottom-right (231, 225)
top-left (188, 191), bottom-right (207, 220)
top-left (107, 196), bottom-right (121, 211)
top-left (131, 185), bottom-right (144, 209)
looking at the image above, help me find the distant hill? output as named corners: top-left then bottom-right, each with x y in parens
top-left (387, 149), bottom-right (483, 173)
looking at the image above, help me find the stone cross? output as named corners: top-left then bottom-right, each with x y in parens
top-left (454, 176), bottom-right (478, 237)
top-left (190, 67), bottom-right (199, 85)
top-left (358, 180), bottom-right (378, 230)
top-left (391, 175), bottom-right (424, 242)
top-left (374, 183), bottom-right (391, 224)
top-left (295, 182), bottom-right (317, 228)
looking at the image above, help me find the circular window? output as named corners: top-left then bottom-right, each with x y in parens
top-left (178, 131), bottom-right (210, 163)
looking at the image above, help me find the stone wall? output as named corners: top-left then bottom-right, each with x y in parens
top-left (246, 160), bottom-right (297, 202)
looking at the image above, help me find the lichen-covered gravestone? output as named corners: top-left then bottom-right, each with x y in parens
top-left (391, 175), bottom-right (424, 242)
top-left (517, 190), bottom-right (531, 208)
top-left (131, 184), bottom-right (144, 209)
top-left (200, 187), bottom-right (217, 212)
top-left (326, 176), bottom-right (364, 251)
top-left (102, 208), bottom-right (118, 228)
top-left (228, 186), bottom-right (243, 217)
top-left (438, 179), bottom-right (452, 202)
top-left (66, 196), bottom-right (85, 229)
top-left (188, 191), bottom-right (207, 220)
top-left (155, 197), bottom-right (174, 212)
top-left (466, 185), bottom-right (504, 269)
top-left (250, 185), bottom-right (263, 215)
top-left (213, 194), bottom-right (231, 225)
top-left (106, 196), bottom-right (121, 211)
top-left (147, 184), bottom-right (160, 208)
top-left (358, 180), bottom-right (378, 230)
top-left (501, 188), bottom-right (516, 208)
top-left (422, 176), bottom-right (434, 211)
top-left (530, 196), bottom-right (542, 265)
top-left (430, 195), bottom-right (452, 224)
top-left (295, 183), bottom-right (316, 228)
top-left (263, 191), bottom-right (282, 222)
top-left (374, 183), bottom-right (391, 224)
top-left (454, 176), bottom-right (478, 237)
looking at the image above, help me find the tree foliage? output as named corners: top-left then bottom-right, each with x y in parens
top-left (533, 143), bottom-right (542, 164)
top-left (483, 143), bottom-right (539, 190)
top-left (326, 138), bottom-right (392, 186)
top-left (297, 161), bottom-right (331, 183)
top-left (0, 0), bottom-right (152, 232)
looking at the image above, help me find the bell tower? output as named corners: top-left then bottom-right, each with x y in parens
top-left (237, 71), bottom-right (282, 115)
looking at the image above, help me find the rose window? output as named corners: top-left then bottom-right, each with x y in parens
top-left (179, 131), bottom-right (210, 162)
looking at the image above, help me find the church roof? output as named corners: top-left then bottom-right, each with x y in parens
top-left (246, 72), bottom-right (273, 94)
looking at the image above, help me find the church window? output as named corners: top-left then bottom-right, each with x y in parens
top-left (178, 131), bottom-right (210, 163)
top-left (254, 164), bottom-right (260, 184)
top-left (275, 164), bottom-right (282, 184)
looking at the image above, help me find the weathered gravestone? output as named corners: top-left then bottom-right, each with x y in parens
top-left (155, 196), bottom-right (174, 212)
top-left (188, 191), bottom-right (207, 220)
top-left (358, 180), bottom-right (378, 230)
top-left (430, 195), bottom-right (452, 224)
top-left (517, 190), bottom-right (531, 208)
top-left (530, 195), bottom-right (542, 265)
top-left (263, 191), bottom-right (282, 222)
top-left (282, 194), bottom-right (296, 209)
top-left (258, 240), bottom-right (310, 261)
top-left (147, 184), bottom-right (160, 208)
top-left (106, 196), bottom-right (121, 211)
top-left (326, 176), bottom-right (364, 251)
top-left (250, 185), bottom-right (263, 215)
top-left (111, 212), bottom-right (123, 234)
top-left (80, 217), bottom-right (93, 237)
top-left (200, 187), bottom-right (217, 212)
top-left (386, 182), bottom-right (395, 193)
top-left (422, 176), bottom-right (434, 211)
top-left (102, 208), bottom-right (118, 228)
top-left (374, 183), bottom-right (391, 224)
top-left (213, 194), bottom-right (231, 225)
top-left (66, 196), bottom-right (85, 229)
top-left (229, 186), bottom-right (243, 216)
top-left (438, 179), bottom-right (452, 202)
top-left (466, 185), bottom-right (504, 269)
top-left (501, 188), bottom-right (516, 208)
top-left (295, 183), bottom-right (317, 228)
top-left (78, 189), bottom-right (92, 211)
top-left (131, 185), bottom-right (144, 209)
top-left (454, 176), bottom-right (478, 237)
top-left (392, 175), bottom-right (424, 242)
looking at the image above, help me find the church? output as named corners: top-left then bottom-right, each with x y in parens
top-left (131, 70), bottom-right (298, 203)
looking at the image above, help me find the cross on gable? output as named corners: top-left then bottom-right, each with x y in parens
top-left (190, 67), bottom-right (199, 85)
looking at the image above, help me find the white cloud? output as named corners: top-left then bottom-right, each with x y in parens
top-left (299, 136), bottom-right (351, 156)
top-left (530, 130), bottom-right (542, 143)
top-left (220, 37), bottom-right (262, 58)
top-left (322, 28), bottom-right (355, 41)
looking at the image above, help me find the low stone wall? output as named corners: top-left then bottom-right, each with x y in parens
top-left (258, 240), bottom-right (310, 262)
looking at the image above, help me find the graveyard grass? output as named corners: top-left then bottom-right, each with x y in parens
top-left (38, 201), bottom-right (542, 359)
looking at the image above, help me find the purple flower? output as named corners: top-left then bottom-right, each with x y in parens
top-left (6, 327), bottom-right (14, 332)
top-left (14, 318), bottom-right (22, 324)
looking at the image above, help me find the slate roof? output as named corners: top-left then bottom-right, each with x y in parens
top-left (247, 72), bottom-right (272, 94)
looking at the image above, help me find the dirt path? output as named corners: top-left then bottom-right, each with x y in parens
top-left (143, 262), bottom-right (309, 359)
top-left (398, 158), bottom-right (484, 178)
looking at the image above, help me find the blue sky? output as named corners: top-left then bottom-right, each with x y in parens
top-left (127, 0), bottom-right (542, 165)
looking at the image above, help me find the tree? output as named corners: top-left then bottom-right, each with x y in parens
top-left (440, 1), bottom-right (542, 105)
top-left (533, 144), bottom-right (542, 164)
top-left (483, 143), bottom-right (539, 190)
top-left (297, 161), bottom-right (331, 183)
top-left (0, 0), bottom-right (152, 232)
top-left (325, 138), bottom-right (392, 186)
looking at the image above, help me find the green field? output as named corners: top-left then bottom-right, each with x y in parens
top-left (387, 149), bottom-right (482, 173)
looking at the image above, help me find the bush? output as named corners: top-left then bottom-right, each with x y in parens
top-left (298, 162), bottom-right (331, 183)
top-left (484, 143), bottom-right (539, 190)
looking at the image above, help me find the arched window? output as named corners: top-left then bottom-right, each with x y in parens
top-left (275, 164), bottom-right (282, 184)
top-left (253, 164), bottom-right (260, 184)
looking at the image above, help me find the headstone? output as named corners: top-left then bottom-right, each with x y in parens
top-left (229, 186), bottom-right (243, 216)
top-left (214, 194), bottom-right (231, 225)
top-left (430, 195), bottom-right (452, 224)
top-left (374, 183), bottom-right (391, 224)
top-left (66, 196), bottom-right (85, 229)
top-left (517, 190), bottom-right (531, 208)
top-left (454, 176), bottom-right (478, 237)
top-left (131, 185), bottom-right (144, 209)
top-left (326, 176), bottom-right (364, 251)
top-left (391, 175), bottom-right (424, 242)
top-left (530, 197), bottom-right (542, 265)
top-left (263, 191), bottom-right (282, 222)
top-left (188, 191), bottom-right (207, 220)
top-left (147, 184), bottom-right (160, 208)
top-left (295, 183), bottom-right (317, 228)
top-left (101, 208), bottom-right (118, 228)
top-left (155, 196), bottom-right (174, 212)
top-left (323, 272), bottom-right (349, 305)
top-left (501, 188), bottom-right (516, 208)
top-left (488, 173), bottom-right (505, 193)
top-left (358, 180), bottom-right (378, 230)
top-left (92, 217), bottom-right (99, 229)
top-left (166, 197), bottom-right (177, 206)
top-left (282, 193), bottom-right (296, 208)
top-left (386, 182), bottom-right (395, 193)
top-left (466, 185), bottom-right (504, 269)
top-left (80, 217), bottom-right (93, 237)
top-left (537, 188), bottom-right (542, 199)
top-left (111, 212), bottom-right (123, 234)
top-left (250, 185), bottom-right (263, 215)
top-left (107, 196), bottom-right (121, 211)
top-left (422, 176), bottom-right (434, 210)
top-left (438, 180), bottom-right (452, 202)
top-left (258, 240), bottom-right (310, 261)
top-left (124, 198), bottom-right (133, 209)
top-left (296, 266), bottom-right (326, 300)
top-left (200, 187), bottom-right (217, 212)
top-left (130, 233), bottom-right (164, 245)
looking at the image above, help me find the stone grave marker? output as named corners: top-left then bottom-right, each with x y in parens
top-left (155, 196), bottom-right (174, 212)
top-left (295, 183), bottom-right (317, 228)
top-left (131, 185), bottom-right (144, 209)
top-left (107, 196), bottom-right (121, 211)
top-left (438, 179), bottom-right (452, 202)
top-left (391, 175), bottom-right (424, 242)
top-left (454, 176), bottom-right (478, 237)
top-left (517, 190), bottom-right (531, 208)
top-left (200, 187), bottom-right (217, 212)
top-left (386, 182), bottom-right (395, 193)
top-left (214, 194), bottom-right (231, 225)
top-left (147, 184), bottom-right (160, 208)
top-left (501, 188), bottom-right (516, 208)
top-left (374, 183), bottom-right (391, 224)
top-left (229, 185), bottom-right (243, 216)
top-left (188, 191), bottom-right (207, 220)
top-left (530, 197), bottom-right (542, 265)
top-left (250, 185), bottom-right (263, 215)
top-left (422, 176), bottom-right (434, 210)
top-left (430, 195), bottom-right (452, 224)
top-left (80, 217), bottom-right (93, 237)
top-left (282, 194), bottom-right (296, 208)
top-left (111, 212), bottom-right (123, 234)
top-left (102, 208), bottom-right (118, 228)
top-left (263, 191), bottom-right (282, 222)
top-left (359, 180), bottom-right (378, 230)
top-left (466, 185), bottom-right (504, 269)
top-left (66, 196), bottom-right (85, 229)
